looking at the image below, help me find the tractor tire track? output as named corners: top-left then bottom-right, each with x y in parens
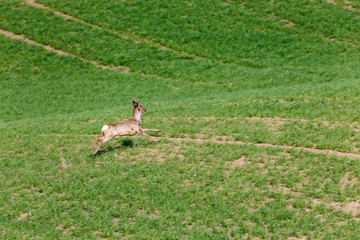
top-left (24, 0), bottom-right (205, 61)
top-left (0, 28), bottom-right (125, 71)
top-left (24, 0), bottom-right (356, 78)
top-left (0, 28), bottom-right (172, 80)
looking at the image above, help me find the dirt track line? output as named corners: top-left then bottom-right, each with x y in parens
top-left (0, 29), bottom-right (68, 56)
top-left (0, 28), bottom-right (127, 71)
top-left (37, 133), bottom-right (360, 159)
top-left (39, 133), bottom-right (98, 137)
top-left (0, 28), bottom-right (172, 80)
top-left (160, 116), bottom-right (308, 122)
top-left (24, 0), bottom-right (205, 61)
top-left (162, 137), bottom-right (360, 159)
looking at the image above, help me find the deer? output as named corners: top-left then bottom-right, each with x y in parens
top-left (89, 98), bottom-right (159, 155)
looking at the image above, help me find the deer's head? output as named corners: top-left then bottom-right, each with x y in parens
top-left (132, 98), bottom-right (146, 113)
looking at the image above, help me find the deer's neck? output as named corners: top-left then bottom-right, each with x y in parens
top-left (132, 109), bottom-right (142, 123)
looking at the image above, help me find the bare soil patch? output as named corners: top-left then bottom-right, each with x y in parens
top-left (339, 172), bottom-right (359, 188)
top-left (60, 157), bottom-right (72, 169)
top-left (229, 156), bottom-right (247, 169)
top-left (326, 0), bottom-right (360, 13)
top-left (115, 143), bottom-right (184, 163)
top-left (16, 213), bottom-right (29, 221)
top-left (312, 199), bottom-right (360, 216)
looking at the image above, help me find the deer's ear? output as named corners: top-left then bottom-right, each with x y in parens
top-left (132, 98), bottom-right (139, 106)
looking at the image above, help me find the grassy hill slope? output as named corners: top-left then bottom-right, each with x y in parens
top-left (1, 0), bottom-right (360, 239)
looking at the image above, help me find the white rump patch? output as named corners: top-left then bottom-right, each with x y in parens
top-left (101, 125), bottom-right (109, 131)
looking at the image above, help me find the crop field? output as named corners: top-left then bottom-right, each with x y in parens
top-left (1, 0), bottom-right (360, 239)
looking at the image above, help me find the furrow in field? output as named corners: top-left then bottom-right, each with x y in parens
top-left (0, 28), bottom-right (124, 70)
top-left (12, 0), bottom-right (356, 85)
top-left (0, 28), bottom-right (171, 80)
top-left (161, 137), bottom-right (360, 159)
top-left (160, 116), bottom-right (308, 122)
top-left (0, 29), bottom-right (69, 56)
top-left (24, 0), bottom-right (205, 61)
top-left (243, 0), bottom-right (359, 47)
top-left (270, 12), bottom-right (358, 47)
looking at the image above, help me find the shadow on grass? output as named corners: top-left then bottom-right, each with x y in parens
top-left (90, 138), bottom-right (134, 157)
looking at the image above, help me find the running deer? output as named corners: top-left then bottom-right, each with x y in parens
top-left (89, 98), bottom-right (159, 155)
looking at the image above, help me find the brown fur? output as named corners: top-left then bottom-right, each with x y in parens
top-left (89, 98), bottom-right (159, 155)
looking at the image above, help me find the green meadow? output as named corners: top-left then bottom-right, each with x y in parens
top-left (1, 0), bottom-right (360, 239)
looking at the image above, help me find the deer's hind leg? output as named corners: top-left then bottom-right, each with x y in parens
top-left (92, 133), bottom-right (115, 155)
top-left (89, 136), bottom-right (102, 151)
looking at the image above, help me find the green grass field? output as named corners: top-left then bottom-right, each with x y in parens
top-left (1, 0), bottom-right (360, 239)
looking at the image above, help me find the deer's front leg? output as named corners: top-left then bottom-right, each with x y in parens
top-left (137, 128), bottom-right (159, 142)
top-left (142, 129), bottom-right (160, 132)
